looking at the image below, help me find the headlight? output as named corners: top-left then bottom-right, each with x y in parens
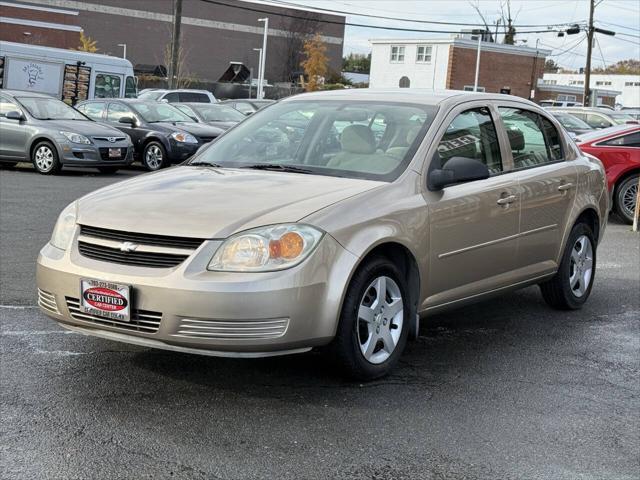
top-left (60, 131), bottom-right (91, 144)
top-left (50, 202), bottom-right (77, 250)
top-left (171, 131), bottom-right (198, 144)
top-left (208, 224), bottom-right (323, 272)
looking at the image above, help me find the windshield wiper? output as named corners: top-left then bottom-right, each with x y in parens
top-left (188, 161), bottom-right (223, 167)
top-left (241, 164), bottom-right (313, 174)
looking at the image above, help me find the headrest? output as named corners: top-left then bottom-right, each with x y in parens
top-left (340, 124), bottom-right (376, 154)
top-left (406, 125), bottom-right (422, 144)
top-left (507, 128), bottom-right (525, 151)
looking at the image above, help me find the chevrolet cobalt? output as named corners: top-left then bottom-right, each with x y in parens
top-left (37, 90), bottom-right (608, 379)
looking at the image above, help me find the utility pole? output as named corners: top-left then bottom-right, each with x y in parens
top-left (169, 0), bottom-right (183, 89)
top-left (257, 18), bottom-right (269, 100)
top-left (584, 0), bottom-right (595, 107)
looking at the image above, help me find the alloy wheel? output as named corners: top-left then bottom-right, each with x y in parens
top-left (620, 180), bottom-right (638, 221)
top-left (569, 234), bottom-right (593, 298)
top-left (357, 276), bottom-right (404, 364)
top-left (145, 145), bottom-right (163, 170)
top-left (34, 146), bottom-right (54, 172)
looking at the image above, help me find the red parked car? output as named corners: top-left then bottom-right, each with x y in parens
top-left (576, 125), bottom-right (639, 224)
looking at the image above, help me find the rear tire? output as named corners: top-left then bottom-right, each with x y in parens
top-left (31, 141), bottom-right (61, 175)
top-left (142, 141), bottom-right (169, 171)
top-left (613, 174), bottom-right (638, 225)
top-left (539, 223), bottom-right (596, 310)
top-left (329, 256), bottom-right (409, 381)
top-left (98, 166), bottom-right (119, 174)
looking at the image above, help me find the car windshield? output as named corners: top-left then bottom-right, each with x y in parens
top-left (188, 100), bottom-right (436, 181)
top-left (553, 113), bottom-right (592, 130)
top-left (137, 91), bottom-right (164, 101)
top-left (18, 97), bottom-right (87, 120)
top-left (131, 102), bottom-right (193, 123)
top-left (193, 104), bottom-right (245, 122)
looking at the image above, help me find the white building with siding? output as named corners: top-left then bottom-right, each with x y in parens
top-left (542, 73), bottom-right (640, 108)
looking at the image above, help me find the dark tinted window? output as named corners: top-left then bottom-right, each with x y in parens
top-left (179, 92), bottom-right (210, 103)
top-left (436, 107), bottom-right (503, 174)
top-left (77, 102), bottom-right (106, 120)
top-left (601, 132), bottom-right (640, 147)
top-left (124, 77), bottom-right (137, 98)
top-left (163, 92), bottom-right (180, 102)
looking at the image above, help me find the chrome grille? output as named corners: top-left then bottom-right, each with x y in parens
top-left (80, 225), bottom-right (205, 249)
top-left (92, 136), bottom-right (126, 142)
top-left (38, 289), bottom-right (60, 314)
top-left (172, 317), bottom-right (289, 340)
top-left (78, 241), bottom-right (188, 268)
top-left (66, 297), bottom-right (161, 333)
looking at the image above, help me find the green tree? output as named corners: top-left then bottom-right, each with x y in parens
top-left (342, 53), bottom-right (371, 74)
top-left (593, 59), bottom-right (640, 75)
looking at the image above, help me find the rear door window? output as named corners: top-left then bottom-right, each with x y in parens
top-left (499, 107), bottom-right (563, 168)
top-left (76, 102), bottom-right (106, 120)
top-left (600, 132), bottom-right (640, 147)
top-left (163, 92), bottom-right (180, 102)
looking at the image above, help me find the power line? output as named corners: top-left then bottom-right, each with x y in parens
top-left (201, 0), bottom-right (571, 35)
top-left (596, 20), bottom-right (640, 33)
top-left (258, 0), bottom-right (585, 28)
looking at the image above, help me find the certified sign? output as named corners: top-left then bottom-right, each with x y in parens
top-left (80, 279), bottom-right (131, 322)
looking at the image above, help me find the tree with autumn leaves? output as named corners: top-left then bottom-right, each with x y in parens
top-left (76, 31), bottom-right (98, 53)
top-left (301, 33), bottom-right (328, 92)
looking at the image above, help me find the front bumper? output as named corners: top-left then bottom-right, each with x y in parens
top-left (36, 232), bottom-right (358, 357)
top-left (58, 141), bottom-right (134, 167)
top-left (167, 139), bottom-right (201, 163)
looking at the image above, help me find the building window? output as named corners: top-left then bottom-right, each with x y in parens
top-left (595, 81), bottom-right (612, 86)
top-left (463, 85), bottom-right (485, 92)
top-left (399, 76), bottom-right (410, 88)
top-left (416, 45), bottom-right (432, 63)
top-left (543, 79), bottom-right (557, 85)
top-left (557, 94), bottom-right (577, 102)
top-left (627, 82), bottom-right (640, 87)
top-left (569, 80), bottom-right (584, 86)
top-left (390, 45), bottom-right (405, 62)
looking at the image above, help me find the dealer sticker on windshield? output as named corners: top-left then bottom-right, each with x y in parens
top-left (80, 279), bottom-right (131, 322)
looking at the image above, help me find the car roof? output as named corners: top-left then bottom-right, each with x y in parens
top-left (145, 89), bottom-right (212, 94)
top-left (549, 107), bottom-right (618, 114)
top-left (1, 89), bottom-right (57, 99)
top-left (279, 88), bottom-right (540, 108)
top-left (175, 102), bottom-right (225, 108)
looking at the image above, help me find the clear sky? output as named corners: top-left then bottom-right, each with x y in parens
top-left (265, 0), bottom-right (640, 70)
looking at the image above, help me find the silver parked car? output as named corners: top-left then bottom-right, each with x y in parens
top-left (549, 106), bottom-right (638, 130)
top-left (0, 90), bottom-right (133, 174)
top-left (37, 90), bottom-right (608, 379)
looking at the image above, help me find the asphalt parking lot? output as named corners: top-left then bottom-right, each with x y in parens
top-left (1, 165), bottom-right (639, 480)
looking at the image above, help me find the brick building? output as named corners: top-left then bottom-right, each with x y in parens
top-left (369, 36), bottom-right (551, 100)
top-left (0, 0), bottom-right (345, 83)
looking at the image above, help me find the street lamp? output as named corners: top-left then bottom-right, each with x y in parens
top-left (253, 48), bottom-right (262, 99)
top-left (471, 29), bottom-right (484, 92)
top-left (257, 17), bottom-right (269, 100)
top-left (118, 43), bottom-right (127, 59)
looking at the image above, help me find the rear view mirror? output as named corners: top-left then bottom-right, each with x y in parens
top-left (5, 110), bottom-right (24, 121)
top-left (428, 156), bottom-right (490, 191)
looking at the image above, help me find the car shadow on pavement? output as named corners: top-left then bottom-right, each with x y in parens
top-left (126, 284), bottom-right (597, 403)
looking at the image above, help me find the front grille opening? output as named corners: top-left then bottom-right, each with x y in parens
top-left (38, 289), bottom-right (60, 314)
top-left (78, 241), bottom-right (188, 268)
top-left (80, 225), bottom-right (205, 250)
top-left (66, 297), bottom-right (161, 333)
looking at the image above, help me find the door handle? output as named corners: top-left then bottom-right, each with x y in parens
top-left (558, 182), bottom-right (575, 192)
top-left (497, 194), bottom-right (517, 205)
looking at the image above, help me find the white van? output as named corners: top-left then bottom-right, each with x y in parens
top-left (0, 41), bottom-right (136, 104)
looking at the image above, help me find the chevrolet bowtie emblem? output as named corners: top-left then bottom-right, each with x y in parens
top-left (119, 241), bottom-right (139, 252)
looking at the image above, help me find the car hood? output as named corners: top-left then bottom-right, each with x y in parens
top-left (151, 121), bottom-right (223, 137)
top-left (77, 166), bottom-right (382, 238)
top-left (51, 120), bottom-right (125, 137)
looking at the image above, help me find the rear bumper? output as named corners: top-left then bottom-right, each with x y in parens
top-left (36, 232), bottom-right (358, 356)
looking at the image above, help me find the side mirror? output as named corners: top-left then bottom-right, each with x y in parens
top-left (119, 116), bottom-right (136, 126)
top-left (428, 156), bottom-right (490, 191)
top-left (5, 110), bottom-right (24, 121)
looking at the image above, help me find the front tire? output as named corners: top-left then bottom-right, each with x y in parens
top-left (614, 174), bottom-right (638, 225)
top-left (539, 223), bottom-right (596, 310)
top-left (142, 141), bottom-right (169, 171)
top-left (330, 256), bottom-right (409, 381)
top-left (32, 141), bottom-right (61, 175)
